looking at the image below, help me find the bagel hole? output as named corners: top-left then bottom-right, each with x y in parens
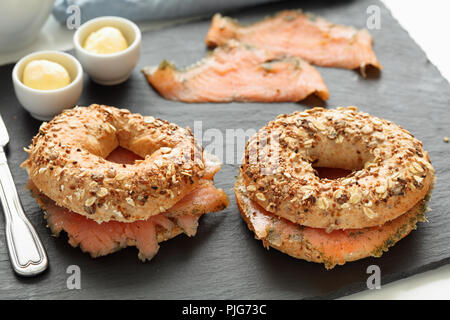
top-left (313, 167), bottom-right (354, 180)
top-left (106, 147), bottom-right (143, 165)
top-left (310, 150), bottom-right (367, 180)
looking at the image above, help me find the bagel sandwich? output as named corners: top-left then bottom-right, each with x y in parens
top-left (236, 107), bottom-right (435, 269)
top-left (22, 104), bottom-right (229, 260)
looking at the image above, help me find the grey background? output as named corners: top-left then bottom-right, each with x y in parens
top-left (0, 0), bottom-right (449, 299)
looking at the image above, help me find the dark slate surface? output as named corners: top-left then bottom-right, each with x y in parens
top-left (0, 0), bottom-right (449, 299)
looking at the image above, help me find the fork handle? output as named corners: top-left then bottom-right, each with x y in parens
top-left (0, 149), bottom-right (48, 276)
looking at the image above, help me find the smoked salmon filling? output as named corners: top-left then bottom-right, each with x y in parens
top-left (235, 174), bottom-right (430, 269)
top-left (29, 179), bottom-right (229, 261)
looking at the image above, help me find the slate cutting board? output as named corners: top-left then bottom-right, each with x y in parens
top-left (0, 0), bottom-right (449, 299)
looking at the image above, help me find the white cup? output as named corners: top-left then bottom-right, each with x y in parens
top-left (0, 0), bottom-right (54, 53)
top-left (74, 16), bottom-right (142, 85)
top-left (12, 51), bottom-right (83, 121)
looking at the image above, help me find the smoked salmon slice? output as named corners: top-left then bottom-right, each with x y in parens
top-left (235, 174), bottom-right (428, 269)
top-left (206, 10), bottom-right (381, 73)
top-left (143, 40), bottom-right (329, 102)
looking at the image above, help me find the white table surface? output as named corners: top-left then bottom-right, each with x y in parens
top-left (1, 0), bottom-right (449, 299)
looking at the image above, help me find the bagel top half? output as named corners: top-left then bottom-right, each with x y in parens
top-left (240, 107), bottom-right (435, 230)
top-left (22, 104), bottom-right (219, 223)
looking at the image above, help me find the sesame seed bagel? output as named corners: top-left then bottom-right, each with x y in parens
top-left (240, 107), bottom-right (435, 230)
top-left (22, 104), bottom-right (216, 223)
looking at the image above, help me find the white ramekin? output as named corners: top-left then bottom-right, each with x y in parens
top-left (73, 16), bottom-right (142, 85)
top-left (12, 51), bottom-right (83, 121)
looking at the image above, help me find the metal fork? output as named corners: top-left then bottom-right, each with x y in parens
top-left (0, 114), bottom-right (48, 276)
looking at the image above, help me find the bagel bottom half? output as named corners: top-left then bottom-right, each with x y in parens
top-left (235, 174), bottom-right (432, 269)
